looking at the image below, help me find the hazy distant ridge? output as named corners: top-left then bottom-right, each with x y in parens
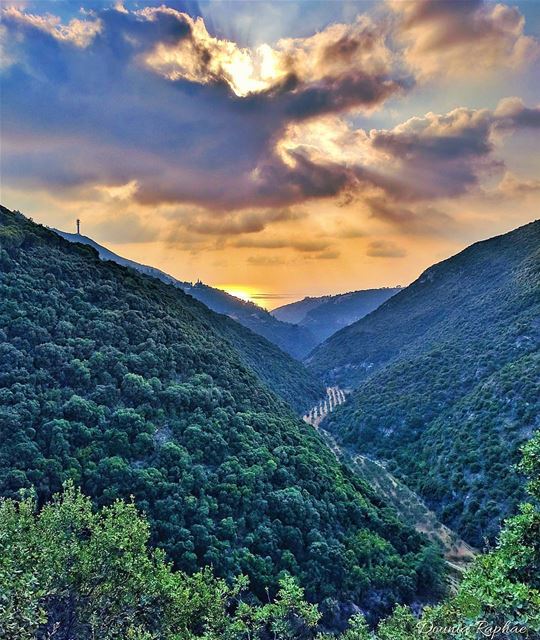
top-left (273, 287), bottom-right (401, 343)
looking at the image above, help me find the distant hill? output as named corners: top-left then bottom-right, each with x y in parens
top-left (272, 296), bottom-right (331, 324)
top-left (273, 288), bottom-right (401, 343)
top-left (0, 206), bottom-right (444, 618)
top-left (56, 230), bottom-right (317, 359)
top-left (307, 221), bottom-right (540, 546)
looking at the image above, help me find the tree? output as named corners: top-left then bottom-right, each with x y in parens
top-left (0, 484), bottom-right (321, 640)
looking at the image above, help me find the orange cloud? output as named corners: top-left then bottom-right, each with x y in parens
top-left (366, 239), bottom-right (406, 258)
top-left (390, 0), bottom-right (539, 79)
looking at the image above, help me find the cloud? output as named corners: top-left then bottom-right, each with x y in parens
top-left (390, 0), bottom-right (540, 79)
top-left (495, 171), bottom-right (540, 198)
top-left (182, 208), bottom-right (302, 235)
top-left (303, 249), bottom-right (340, 260)
top-left (366, 239), bottom-right (406, 258)
top-left (365, 99), bottom-right (540, 201)
top-left (94, 180), bottom-right (139, 201)
top-left (247, 255), bottom-right (285, 266)
top-left (278, 99), bottom-right (540, 217)
top-left (494, 97), bottom-right (540, 128)
top-left (335, 224), bottom-right (365, 239)
top-left (2, 6), bottom-right (103, 49)
top-left (234, 235), bottom-right (331, 253)
top-left (0, 2), bottom-right (412, 214)
top-left (365, 107), bottom-right (499, 200)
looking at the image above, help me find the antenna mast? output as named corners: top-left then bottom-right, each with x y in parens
top-left (76, 219), bottom-right (81, 235)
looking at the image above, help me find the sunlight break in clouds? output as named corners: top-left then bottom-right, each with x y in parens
top-left (144, 11), bottom-right (394, 98)
top-left (0, 0), bottom-right (539, 299)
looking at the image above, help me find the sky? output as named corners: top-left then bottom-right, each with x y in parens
top-left (1, 0), bottom-right (539, 308)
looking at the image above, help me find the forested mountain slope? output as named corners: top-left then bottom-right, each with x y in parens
top-left (55, 229), bottom-right (322, 412)
top-left (273, 288), bottom-right (400, 343)
top-left (56, 230), bottom-right (317, 359)
top-left (0, 207), bottom-right (444, 619)
top-left (185, 282), bottom-right (318, 358)
top-left (308, 221), bottom-right (540, 546)
top-left (300, 288), bottom-right (401, 343)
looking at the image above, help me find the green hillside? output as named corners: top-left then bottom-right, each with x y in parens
top-left (308, 221), bottom-right (540, 546)
top-left (0, 207), bottom-right (444, 620)
top-left (56, 230), bottom-right (318, 360)
top-left (3, 431), bottom-right (540, 638)
top-left (54, 228), bottom-right (323, 414)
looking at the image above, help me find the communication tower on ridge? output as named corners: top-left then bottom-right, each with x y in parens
top-left (76, 219), bottom-right (81, 235)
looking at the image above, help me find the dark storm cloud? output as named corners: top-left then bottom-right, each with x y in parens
top-left (281, 72), bottom-right (409, 122)
top-left (359, 102), bottom-right (540, 204)
top-left (0, 3), bottom-right (410, 215)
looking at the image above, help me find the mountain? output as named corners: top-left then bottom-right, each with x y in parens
top-left (307, 221), bottom-right (540, 546)
top-left (55, 230), bottom-right (317, 359)
top-left (272, 296), bottom-right (331, 324)
top-left (184, 282), bottom-right (318, 359)
top-left (53, 234), bottom-right (322, 413)
top-left (0, 206), bottom-right (445, 620)
top-left (274, 288), bottom-right (401, 344)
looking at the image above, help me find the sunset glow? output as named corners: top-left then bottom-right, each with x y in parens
top-left (220, 287), bottom-right (256, 304)
top-left (1, 1), bottom-right (539, 301)
top-left (1, 1), bottom-right (539, 632)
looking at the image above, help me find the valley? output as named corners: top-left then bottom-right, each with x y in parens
top-left (303, 390), bottom-right (476, 585)
top-left (317, 427), bottom-right (476, 578)
top-left (1, 206), bottom-right (539, 638)
top-left (307, 220), bottom-right (540, 547)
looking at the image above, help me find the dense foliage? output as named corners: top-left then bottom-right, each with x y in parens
top-left (55, 229), bottom-right (323, 412)
top-left (3, 431), bottom-right (540, 639)
top-left (0, 484), bottom-right (322, 640)
top-left (0, 207), bottom-right (443, 620)
top-left (274, 289), bottom-right (401, 344)
top-left (308, 221), bottom-right (540, 546)
top-left (57, 230), bottom-right (318, 359)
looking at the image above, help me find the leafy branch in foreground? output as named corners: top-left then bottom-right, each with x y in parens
top-left (2, 431), bottom-right (539, 639)
top-left (0, 483), bottom-right (320, 640)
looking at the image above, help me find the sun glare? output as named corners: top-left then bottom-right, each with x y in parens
top-left (220, 287), bottom-right (254, 304)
